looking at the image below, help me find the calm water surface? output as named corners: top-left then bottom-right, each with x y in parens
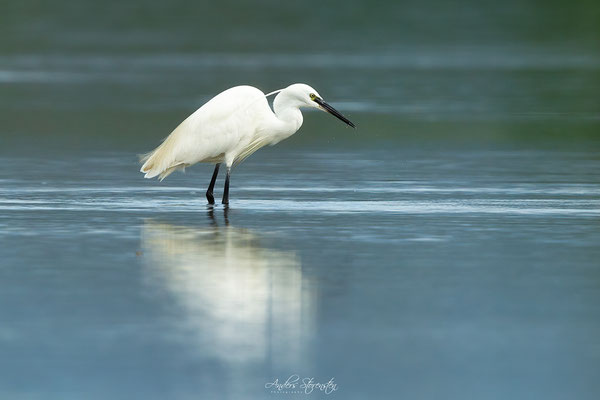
top-left (1, 149), bottom-right (599, 399)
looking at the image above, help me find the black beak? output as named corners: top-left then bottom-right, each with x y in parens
top-left (314, 97), bottom-right (355, 128)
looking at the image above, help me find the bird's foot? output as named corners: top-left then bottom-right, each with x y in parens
top-left (206, 191), bottom-right (215, 204)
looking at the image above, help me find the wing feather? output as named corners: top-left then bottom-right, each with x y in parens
top-left (140, 86), bottom-right (268, 179)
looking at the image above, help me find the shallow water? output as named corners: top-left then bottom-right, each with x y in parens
top-left (1, 149), bottom-right (599, 399)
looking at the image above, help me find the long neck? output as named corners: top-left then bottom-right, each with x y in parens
top-left (271, 90), bottom-right (304, 140)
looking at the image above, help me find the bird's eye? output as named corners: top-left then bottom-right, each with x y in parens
top-left (309, 93), bottom-right (316, 100)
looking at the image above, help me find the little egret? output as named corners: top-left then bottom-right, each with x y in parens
top-left (140, 83), bottom-right (355, 204)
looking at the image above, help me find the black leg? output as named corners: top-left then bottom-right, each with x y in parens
top-left (206, 163), bottom-right (220, 204)
top-left (221, 167), bottom-right (231, 205)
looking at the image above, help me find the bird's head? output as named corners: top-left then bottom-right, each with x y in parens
top-left (283, 83), bottom-right (355, 128)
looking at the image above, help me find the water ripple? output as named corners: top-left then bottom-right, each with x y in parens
top-left (1, 196), bottom-right (598, 216)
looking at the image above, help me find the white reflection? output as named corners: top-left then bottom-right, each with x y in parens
top-left (140, 214), bottom-right (315, 368)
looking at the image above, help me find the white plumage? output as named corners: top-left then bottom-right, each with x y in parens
top-left (140, 83), bottom-right (354, 204)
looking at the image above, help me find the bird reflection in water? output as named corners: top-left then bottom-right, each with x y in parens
top-left (140, 208), bottom-right (316, 370)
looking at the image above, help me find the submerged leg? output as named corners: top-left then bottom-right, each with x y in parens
top-left (206, 163), bottom-right (220, 204)
top-left (222, 167), bottom-right (231, 205)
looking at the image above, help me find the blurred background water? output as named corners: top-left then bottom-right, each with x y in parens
top-left (1, 1), bottom-right (599, 399)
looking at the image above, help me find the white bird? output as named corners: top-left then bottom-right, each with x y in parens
top-left (140, 83), bottom-right (355, 204)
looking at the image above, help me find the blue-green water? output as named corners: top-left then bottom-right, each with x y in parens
top-left (1, 1), bottom-right (600, 399)
top-left (1, 149), bottom-right (599, 399)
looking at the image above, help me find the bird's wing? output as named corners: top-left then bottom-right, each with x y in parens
top-left (141, 86), bottom-right (267, 179)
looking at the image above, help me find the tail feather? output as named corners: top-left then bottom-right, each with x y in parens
top-left (139, 150), bottom-right (161, 179)
top-left (139, 137), bottom-right (184, 180)
top-left (158, 164), bottom-right (186, 180)
top-left (139, 151), bottom-right (154, 172)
